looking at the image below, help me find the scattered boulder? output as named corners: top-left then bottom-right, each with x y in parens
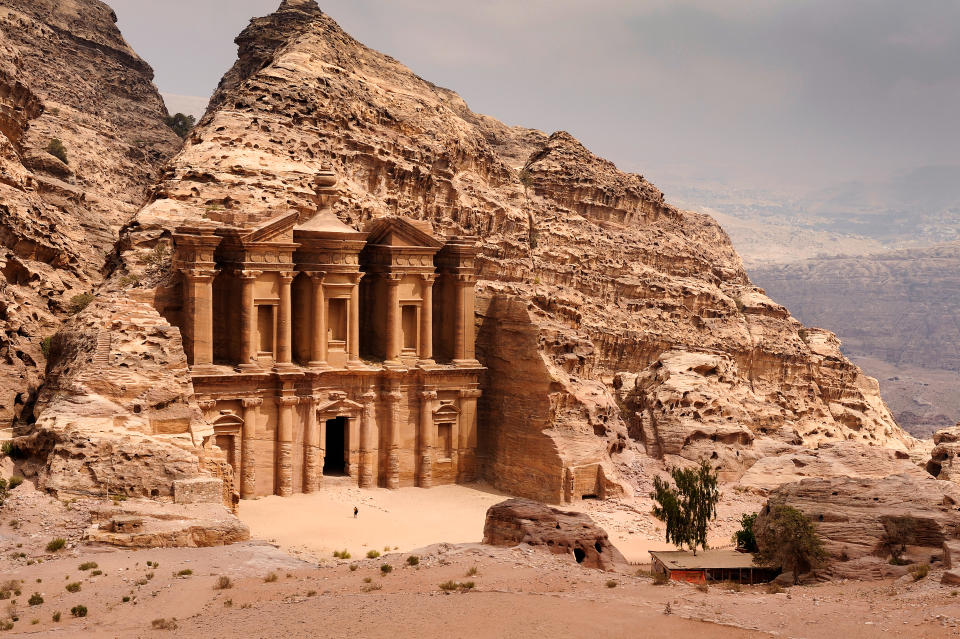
top-left (482, 498), bottom-right (625, 570)
top-left (942, 569), bottom-right (960, 585)
top-left (944, 540), bottom-right (960, 569)
top-left (86, 499), bottom-right (249, 548)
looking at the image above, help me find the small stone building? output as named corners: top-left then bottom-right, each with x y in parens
top-left (649, 549), bottom-right (779, 584)
top-left (166, 191), bottom-right (482, 498)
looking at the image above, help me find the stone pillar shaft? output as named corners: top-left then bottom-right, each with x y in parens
top-left (276, 396), bottom-right (298, 496)
top-left (303, 397), bottom-right (321, 492)
top-left (240, 397), bottom-right (262, 499)
top-left (457, 389), bottom-right (482, 482)
top-left (184, 269), bottom-right (216, 366)
top-left (452, 278), bottom-right (466, 362)
top-left (348, 276), bottom-right (361, 363)
top-left (419, 275), bottom-right (434, 362)
top-left (418, 390), bottom-right (437, 488)
top-left (309, 273), bottom-right (327, 367)
top-left (358, 391), bottom-right (377, 488)
top-left (384, 386), bottom-right (402, 489)
top-left (239, 271), bottom-right (259, 369)
top-left (385, 275), bottom-right (401, 362)
top-left (276, 272), bottom-right (294, 366)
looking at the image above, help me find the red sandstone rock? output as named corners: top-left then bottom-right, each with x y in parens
top-left (482, 498), bottom-right (626, 571)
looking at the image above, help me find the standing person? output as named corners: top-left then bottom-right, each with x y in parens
top-left (353, 506), bottom-right (358, 519)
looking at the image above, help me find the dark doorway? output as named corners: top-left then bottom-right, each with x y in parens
top-left (324, 417), bottom-right (347, 475)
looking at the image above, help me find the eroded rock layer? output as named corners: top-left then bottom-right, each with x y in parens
top-left (0, 0), bottom-right (180, 425)
top-left (95, 0), bottom-right (917, 502)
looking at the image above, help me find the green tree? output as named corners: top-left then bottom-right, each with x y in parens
top-left (46, 138), bottom-right (68, 164)
top-left (876, 516), bottom-right (916, 565)
top-left (164, 112), bottom-right (196, 139)
top-left (754, 503), bottom-right (828, 584)
top-left (733, 512), bottom-right (758, 552)
top-left (650, 460), bottom-right (720, 555)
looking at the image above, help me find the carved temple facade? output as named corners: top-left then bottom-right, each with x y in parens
top-left (168, 211), bottom-right (482, 498)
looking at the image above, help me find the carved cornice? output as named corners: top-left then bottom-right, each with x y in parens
top-left (459, 389), bottom-right (483, 399)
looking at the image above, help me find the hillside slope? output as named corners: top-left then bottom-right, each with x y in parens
top-left (0, 0), bottom-right (180, 426)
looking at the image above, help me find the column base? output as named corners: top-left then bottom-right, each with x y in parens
top-left (237, 363), bottom-right (262, 373)
top-left (307, 361), bottom-right (332, 371)
top-left (190, 364), bottom-right (220, 375)
top-left (416, 358), bottom-right (437, 369)
top-left (453, 358), bottom-right (482, 368)
top-left (272, 362), bottom-right (298, 373)
top-left (345, 358), bottom-right (369, 370)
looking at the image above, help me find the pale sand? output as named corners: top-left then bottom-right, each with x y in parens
top-left (239, 480), bottom-right (683, 563)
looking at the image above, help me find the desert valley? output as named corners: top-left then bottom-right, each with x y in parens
top-left (1, 1), bottom-right (960, 637)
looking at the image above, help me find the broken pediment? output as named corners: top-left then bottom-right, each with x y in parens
top-left (364, 216), bottom-right (443, 249)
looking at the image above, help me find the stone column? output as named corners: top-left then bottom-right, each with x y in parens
top-left (463, 275), bottom-right (476, 361)
top-left (238, 270), bottom-right (260, 370)
top-left (303, 396), bottom-right (321, 492)
top-left (385, 273), bottom-right (402, 363)
top-left (382, 382), bottom-right (403, 489)
top-left (358, 390), bottom-right (377, 488)
top-left (183, 268), bottom-right (216, 368)
top-left (457, 389), bottom-right (482, 482)
top-left (452, 275), bottom-right (466, 363)
top-left (240, 397), bottom-right (262, 499)
top-left (308, 272), bottom-right (328, 368)
top-left (418, 389), bottom-right (437, 488)
top-left (347, 273), bottom-right (362, 365)
top-left (276, 395), bottom-right (298, 496)
top-left (453, 274), bottom-right (477, 365)
top-left (418, 274), bottom-right (435, 365)
top-left (276, 271), bottom-right (295, 368)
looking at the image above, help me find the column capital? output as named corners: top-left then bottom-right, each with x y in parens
top-left (384, 272), bottom-right (403, 284)
top-left (241, 397), bottom-right (263, 408)
top-left (305, 270), bottom-right (327, 282)
top-left (459, 389), bottom-right (483, 399)
top-left (279, 271), bottom-right (296, 284)
top-left (182, 267), bottom-right (218, 282)
top-left (237, 269), bottom-right (262, 280)
top-left (420, 390), bottom-right (438, 401)
top-left (455, 273), bottom-right (476, 285)
top-left (348, 272), bottom-right (365, 284)
top-left (419, 273), bottom-right (437, 283)
top-left (197, 398), bottom-right (217, 410)
top-left (382, 390), bottom-right (403, 402)
top-left (275, 396), bottom-right (300, 407)
top-left (360, 390), bottom-right (377, 404)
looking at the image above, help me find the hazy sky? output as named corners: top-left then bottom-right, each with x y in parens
top-left (109, 0), bottom-right (960, 195)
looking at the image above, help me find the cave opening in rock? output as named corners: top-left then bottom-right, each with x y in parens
top-left (573, 548), bottom-right (585, 563)
top-left (323, 416), bottom-right (347, 475)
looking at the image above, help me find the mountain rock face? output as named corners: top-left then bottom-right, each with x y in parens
top-left (751, 243), bottom-right (960, 437)
top-left (0, 0), bottom-right (181, 427)
top-left (82, 0), bottom-right (918, 503)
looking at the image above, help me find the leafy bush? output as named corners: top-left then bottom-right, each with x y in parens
top-left (152, 618), bottom-right (178, 630)
top-left (380, 564), bottom-right (392, 574)
top-left (28, 593), bottom-right (43, 606)
top-left (7, 477), bottom-right (22, 491)
top-left (46, 538), bottom-right (66, 552)
top-left (78, 562), bottom-right (97, 571)
top-left (754, 503), bottom-right (828, 585)
top-left (909, 563), bottom-right (929, 581)
top-left (90, 570), bottom-right (102, 576)
top-left (163, 113), bottom-right (196, 139)
top-left (332, 549), bottom-right (351, 559)
top-left (438, 580), bottom-right (474, 592)
top-left (65, 582), bottom-right (81, 593)
top-left (46, 138), bottom-right (68, 164)
top-left (406, 555), bottom-right (419, 567)
top-left (263, 572), bottom-right (278, 583)
top-left (605, 580), bottom-right (618, 588)
top-left (366, 550), bottom-right (380, 559)
top-left (733, 513), bottom-right (758, 552)
top-left (67, 293), bottom-right (93, 314)
top-left (877, 516), bottom-right (917, 564)
top-left (348, 564), bottom-right (358, 572)
top-left (70, 605), bottom-right (87, 618)
top-left (40, 337), bottom-right (52, 357)
top-left (465, 566), bottom-right (479, 577)
top-left (214, 576), bottom-right (232, 590)
top-left (52, 611), bottom-right (61, 622)
top-left (177, 569), bottom-right (192, 577)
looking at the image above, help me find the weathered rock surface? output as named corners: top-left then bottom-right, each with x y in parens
top-left (91, 0), bottom-right (917, 503)
top-left (482, 498), bottom-right (625, 571)
top-left (764, 474), bottom-right (960, 579)
top-left (86, 499), bottom-right (250, 548)
top-left (0, 0), bottom-right (180, 425)
top-left (927, 424), bottom-right (960, 485)
top-left (943, 540), bottom-right (960, 569)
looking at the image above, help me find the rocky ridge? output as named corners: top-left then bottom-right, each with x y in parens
top-left (0, 0), bottom-right (181, 426)
top-left (66, 0), bottom-right (921, 503)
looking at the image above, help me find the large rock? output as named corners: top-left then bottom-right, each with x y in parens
top-left (482, 498), bottom-right (626, 570)
top-left (944, 540), bottom-right (960, 569)
top-left (765, 474), bottom-right (960, 578)
top-left (92, 0), bottom-right (917, 503)
top-left (927, 424), bottom-right (960, 485)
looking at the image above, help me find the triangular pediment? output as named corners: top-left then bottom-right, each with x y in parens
top-left (241, 211), bottom-right (299, 244)
top-left (364, 216), bottom-right (443, 249)
top-left (316, 397), bottom-right (364, 416)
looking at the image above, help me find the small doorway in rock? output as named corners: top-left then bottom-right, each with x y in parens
top-left (324, 416), bottom-right (348, 475)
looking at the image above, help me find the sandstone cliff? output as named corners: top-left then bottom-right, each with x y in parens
top-left (0, 0), bottom-right (181, 427)
top-left (79, 0), bottom-right (919, 504)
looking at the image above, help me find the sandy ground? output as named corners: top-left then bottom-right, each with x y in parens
top-left (3, 479), bottom-right (960, 637)
top-left (238, 479), bottom-right (758, 564)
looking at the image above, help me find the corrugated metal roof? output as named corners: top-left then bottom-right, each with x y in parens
top-left (649, 548), bottom-right (757, 570)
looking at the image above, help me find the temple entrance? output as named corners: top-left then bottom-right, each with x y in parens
top-left (324, 416), bottom-right (348, 475)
